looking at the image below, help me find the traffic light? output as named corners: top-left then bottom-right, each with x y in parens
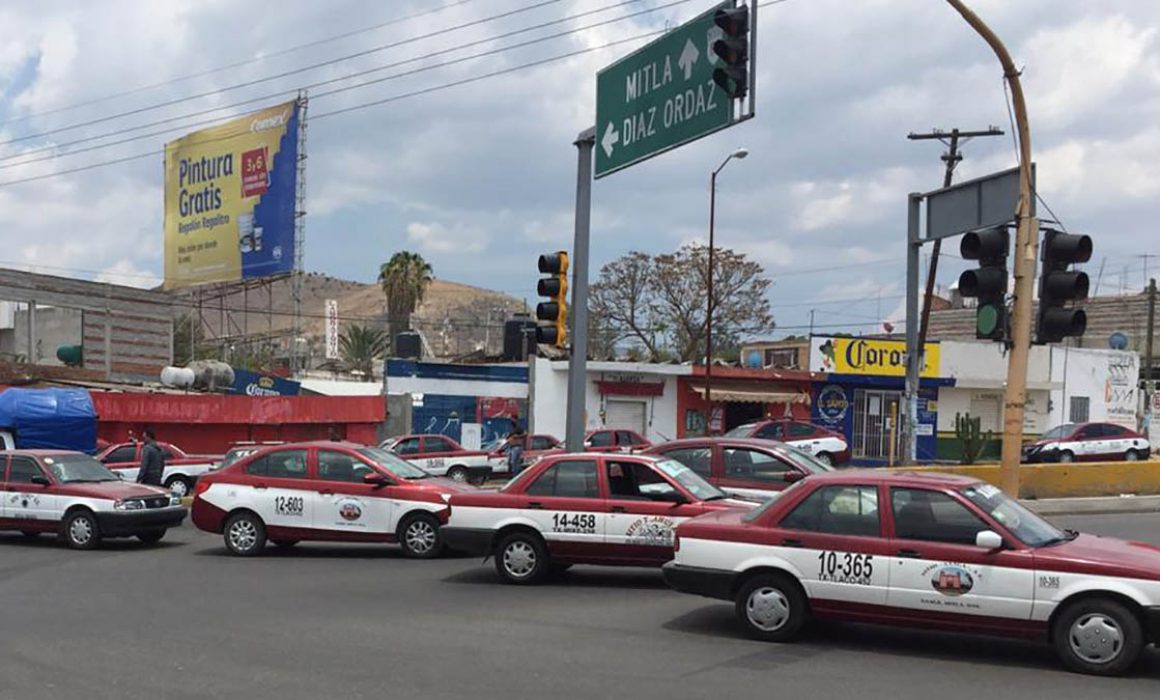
top-left (958, 226), bottom-right (1009, 341)
top-left (535, 251), bottom-right (569, 348)
top-left (1035, 229), bottom-right (1092, 344)
top-left (712, 5), bottom-right (749, 99)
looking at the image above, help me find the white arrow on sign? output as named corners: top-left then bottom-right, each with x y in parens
top-left (677, 38), bottom-right (700, 80)
top-left (602, 122), bottom-right (619, 157)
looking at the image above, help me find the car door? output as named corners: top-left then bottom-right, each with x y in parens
top-left (240, 449), bottom-right (314, 531)
top-left (1093, 424), bottom-right (1126, 459)
top-left (586, 431), bottom-right (614, 452)
top-left (3, 455), bottom-right (58, 526)
top-left (754, 423), bottom-right (785, 441)
top-left (518, 458), bottom-right (607, 559)
top-left (717, 445), bottom-right (798, 498)
top-left (1069, 425), bottom-right (1102, 460)
top-left (101, 444), bottom-right (141, 480)
top-left (419, 436), bottom-right (457, 475)
top-left (787, 422), bottom-right (822, 454)
top-left (311, 449), bottom-right (392, 535)
top-left (771, 483), bottom-right (891, 610)
top-left (602, 458), bottom-right (705, 565)
top-left (885, 486), bottom-right (1035, 626)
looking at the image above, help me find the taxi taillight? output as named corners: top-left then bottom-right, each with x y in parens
top-left (194, 480), bottom-right (211, 496)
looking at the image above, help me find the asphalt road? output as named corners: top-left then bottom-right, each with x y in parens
top-left (0, 513), bottom-right (1158, 700)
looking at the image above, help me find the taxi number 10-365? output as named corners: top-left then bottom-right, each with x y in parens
top-left (817, 551), bottom-right (874, 584)
top-left (275, 495), bottom-right (304, 517)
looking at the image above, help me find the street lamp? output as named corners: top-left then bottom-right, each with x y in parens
top-left (704, 147), bottom-right (748, 434)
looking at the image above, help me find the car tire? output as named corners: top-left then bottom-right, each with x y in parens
top-left (494, 531), bottom-right (550, 585)
top-left (62, 510), bottom-right (102, 551)
top-left (813, 452), bottom-right (834, 466)
top-left (164, 476), bottom-right (193, 498)
top-left (137, 529), bottom-right (166, 545)
top-left (1058, 450), bottom-right (1075, 463)
top-left (1123, 449), bottom-right (1140, 462)
top-left (1052, 597), bottom-right (1143, 676)
top-left (223, 511), bottom-right (267, 557)
top-left (271, 539), bottom-right (299, 548)
top-left (398, 512), bottom-right (443, 559)
top-left (447, 466), bottom-right (469, 483)
top-left (735, 573), bottom-right (809, 642)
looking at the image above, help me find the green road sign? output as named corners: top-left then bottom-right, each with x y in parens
top-left (595, 0), bottom-right (744, 179)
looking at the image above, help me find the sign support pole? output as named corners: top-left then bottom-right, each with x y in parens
top-left (904, 193), bottom-right (922, 464)
top-left (566, 127), bottom-right (596, 452)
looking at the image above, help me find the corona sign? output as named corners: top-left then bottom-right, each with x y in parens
top-left (163, 101), bottom-right (300, 289)
top-left (810, 336), bottom-right (940, 378)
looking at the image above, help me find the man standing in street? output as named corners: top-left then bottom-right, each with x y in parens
top-left (137, 428), bottom-right (165, 486)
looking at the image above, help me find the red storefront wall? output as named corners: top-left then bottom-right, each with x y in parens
top-left (676, 367), bottom-right (816, 437)
top-left (90, 393), bottom-right (385, 455)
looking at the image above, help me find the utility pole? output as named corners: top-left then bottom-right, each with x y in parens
top-left (947, 0), bottom-right (1038, 497)
top-left (565, 127), bottom-right (595, 452)
top-left (1146, 278), bottom-right (1157, 419)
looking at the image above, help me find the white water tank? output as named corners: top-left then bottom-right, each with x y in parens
top-left (160, 366), bottom-right (196, 388)
top-left (187, 360), bottom-right (235, 392)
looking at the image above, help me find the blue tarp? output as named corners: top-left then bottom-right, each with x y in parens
top-left (0, 388), bottom-right (98, 453)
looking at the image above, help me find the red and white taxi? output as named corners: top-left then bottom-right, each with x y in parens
top-left (725, 420), bottom-right (850, 465)
top-left (380, 434), bottom-right (492, 483)
top-left (645, 437), bottom-right (832, 499)
top-left (191, 441), bottom-right (477, 558)
top-left (663, 470), bottom-right (1160, 676)
top-left (583, 428), bottom-right (652, 452)
top-left (98, 441), bottom-right (217, 496)
top-left (441, 453), bottom-right (754, 584)
top-left (487, 433), bottom-right (562, 474)
top-left (1, 450), bottom-right (186, 549)
top-left (1022, 422), bottom-right (1152, 463)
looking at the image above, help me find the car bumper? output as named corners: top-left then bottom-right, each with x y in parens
top-left (440, 527), bottom-right (493, 556)
top-left (661, 562), bottom-right (735, 601)
top-left (1146, 606), bottom-right (1160, 645)
top-left (96, 507), bottom-right (187, 536)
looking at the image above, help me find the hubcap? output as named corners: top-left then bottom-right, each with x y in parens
top-left (814, 453), bottom-right (832, 465)
top-left (405, 520), bottom-right (437, 554)
top-left (1060, 452), bottom-right (1074, 463)
top-left (69, 516), bottom-right (93, 545)
top-left (169, 480), bottom-right (189, 497)
top-left (1069, 613), bottom-right (1123, 664)
top-left (229, 520), bottom-right (257, 552)
top-left (747, 587), bottom-right (790, 632)
top-left (450, 469), bottom-right (467, 483)
top-left (503, 541), bottom-right (536, 578)
top-left (1125, 451), bottom-right (1138, 461)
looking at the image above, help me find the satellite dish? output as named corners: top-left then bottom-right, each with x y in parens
top-left (1109, 331), bottom-right (1129, 350)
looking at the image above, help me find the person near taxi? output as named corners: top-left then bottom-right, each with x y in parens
top-left (137, 428), bottom-right (165, 486)
top-left (506, 426), bottom-right (527, 475)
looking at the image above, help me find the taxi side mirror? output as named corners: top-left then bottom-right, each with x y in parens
top-left (975, 529), bottom-right (1003, 551)
top-left (659, 491), bottom-right (688, 505)
top-left (363, 472), bottom-right (390, 488)
top-left (783, 471), bottom-right (804, 483)
top-left (31, 475), bottom-right (51, 487)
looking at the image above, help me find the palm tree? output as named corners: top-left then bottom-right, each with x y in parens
top-left (338, 324), bottom-right (389, 381)
top-left (378, 251), bottom-right (434, 337)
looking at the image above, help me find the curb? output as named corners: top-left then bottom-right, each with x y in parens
top-left (1022, 495), bottom-right (1160, 516)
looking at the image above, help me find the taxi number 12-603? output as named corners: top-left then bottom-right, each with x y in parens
top-left (817, 551), bottom-right (874, 584)
top-left (275, 495), bottom-right (304, 517)
top-left (551, 513), bottom-right (596, 533)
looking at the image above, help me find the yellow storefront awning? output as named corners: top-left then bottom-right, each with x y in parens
top-left (691, 383), bottom-right (811, 405)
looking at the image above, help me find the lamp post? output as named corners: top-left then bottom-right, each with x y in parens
top-left (704, 147), bottom-right (748, 434)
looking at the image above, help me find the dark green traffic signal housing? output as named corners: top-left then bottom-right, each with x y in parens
top-left (535, 252), bottom-right (569, 348)
top-left (1035, 229), bottom-right (1092, 344)
top-left (958, 227), bottom-right (1010, 341)
top-left (712, 6), bottom-right (749, 99)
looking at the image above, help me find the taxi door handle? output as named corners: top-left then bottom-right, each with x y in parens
top-left (781, 538), bottom-right (803, 548)
top-left (611, 506), bottom-right (627, 513)
top-left (318, 489), bottom-right (334, 496)
top-left (527, 502), bottom-right (543, 510)
top-left (897, 548), bottom-right (923, 559)
top-left (253, 483), bottom-right (268, 491)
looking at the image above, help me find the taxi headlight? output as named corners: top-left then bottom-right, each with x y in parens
top-left (169, 494), bottom-right (183, 507)
top-left (114, 499), bottom-right (144, 511)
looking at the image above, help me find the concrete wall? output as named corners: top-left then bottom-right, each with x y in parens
top-left (897, 461), bottom-right (1160, 499)
top-left (1050, 346), bottom-right (1139, 428)
top-left (11, 306), bottom-right (84, 366)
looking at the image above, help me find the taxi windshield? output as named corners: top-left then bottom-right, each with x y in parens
top-left (960, 483), bottom-right (1068, 547)
top-left (741, 478), bottom-right (808, 522)
top-left (45, 454), bottom-right (119, 483)
top-left (724, 423), bottom-right (759, 438)
top-left (356, 447), bottom-right (430, 479)
top-left (778, 446), bottom-right (833, 474)
top-left (653, 458), bottom-right (726, 501)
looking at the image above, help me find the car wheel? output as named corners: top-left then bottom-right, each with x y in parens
top-left (813, 452), bottom-right (833, 466)
top-left (494, 531), bottom-right (549, 585)
top-left (271, 539), bottom-right (299, 548)
top-left (63, 510), bottom-right (102, 551)
top-left (1123, 449), bottom-right (1139, 462)
top-left (165, 476), bottom-right (192, 498)
top-left (1058, 450), bottom-right (1075, 463)
top-left (447, 466), bottom-right (469, 483)
top-left (735, 573), bottom-right (809, 642)
top-left (223, 512), bottom-right (267, 557)
top-left (398, 512), bottom-right (442, 559)
top-left (1052, 598), bottom-right (1143, 675)
top-left (137, 529), bottom-right (166, 545)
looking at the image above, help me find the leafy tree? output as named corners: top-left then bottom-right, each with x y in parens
top-left (339, 324), bottom-right (389, 381)
top-left (588, 243), bottom-right (775, 362)
top-left (378, 251), bottom-right (433, 337)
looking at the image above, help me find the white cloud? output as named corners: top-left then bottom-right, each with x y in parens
top-left (95, 259), bottom-right (161, 289)
top-left (406, 220), bottom-right (487, 255)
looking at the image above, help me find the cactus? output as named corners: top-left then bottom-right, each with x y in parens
top-left (955, 412), bottom-right (992, 465)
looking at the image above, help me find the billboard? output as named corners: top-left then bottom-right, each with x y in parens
top-left (809, 335), bottom-right (941, 378)
top-left (163, 101), bottom-right (300, 289)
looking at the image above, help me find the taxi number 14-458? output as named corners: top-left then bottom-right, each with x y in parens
top-left (817, 551), bottom-right (874, 584)
top-left (275, 495), bottom-right (305, 517)
top-left (552, 513), bottom-right (597, 533)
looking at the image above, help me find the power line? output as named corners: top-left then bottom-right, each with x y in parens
top-left (0, 0), bottom-right (665, 170)
top-left (0, 0), bottom-right (482, 129)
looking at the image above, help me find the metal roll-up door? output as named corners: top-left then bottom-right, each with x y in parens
top-left (605, 400), bottom-right (646, 434)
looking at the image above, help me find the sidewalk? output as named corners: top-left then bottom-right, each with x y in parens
top-left (1023, 495), bottom-right (1160, 516)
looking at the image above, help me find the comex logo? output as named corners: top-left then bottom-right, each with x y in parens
top-left (251, 109), bottom-right (291, 133)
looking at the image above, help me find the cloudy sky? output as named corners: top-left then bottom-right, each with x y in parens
top-left (0, 0), bottom-right (1158, 338)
